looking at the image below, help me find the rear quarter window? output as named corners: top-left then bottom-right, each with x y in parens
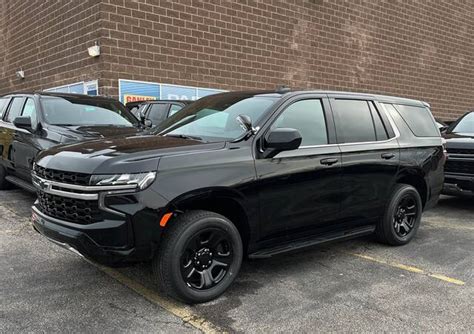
top-left (392, 104), bottom-right (439, 137)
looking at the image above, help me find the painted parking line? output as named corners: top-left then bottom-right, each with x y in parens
top-left (89, 261), bottom-right (225, 334)
top-left (349, 253), bottom-right (466, 286)
top-left (423, 220), bottom-right (474, 231)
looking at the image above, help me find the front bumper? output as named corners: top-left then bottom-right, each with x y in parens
top-left (32, 204), bottom-right (140, 265)
top-left (442, 174), bottom-right (474, 196)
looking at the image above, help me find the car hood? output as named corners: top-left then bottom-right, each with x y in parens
top-left (35, 134), bottom-right (226, 175)
top-left (443, 132), bottom-right (474, 150)
top-left (47, 124), bottom-right (143, 142)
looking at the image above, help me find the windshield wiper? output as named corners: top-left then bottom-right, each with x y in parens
top-left (164, 133), bottom-right (204, 141)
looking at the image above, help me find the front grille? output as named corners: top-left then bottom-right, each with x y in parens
top-left (445, 160), bottom-right (474, 175)
top-left (37, 191), bottom-right (102, 224)
top-left (447, 148), bottom-right (474, 155)
top-left (34, 165), bottom-right (90, 186)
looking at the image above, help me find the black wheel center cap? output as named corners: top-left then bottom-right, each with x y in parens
top-left (194, 248), bottom-right (213, 269)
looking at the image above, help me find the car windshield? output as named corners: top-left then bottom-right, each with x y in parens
top-left (41, 96), bottom-right (139, 126)
top-left (451, 112), bottom-right (474, 134)
top-left (153, 92), bottom-right (278, 142)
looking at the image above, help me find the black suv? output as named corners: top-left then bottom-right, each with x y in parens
top-left (0, 92), bottom-right (142, 191)
top-left (31, 90), bottom-right (444, 303)
top-left (126, 100), bottom-right (193, 126)
top-left (442, 111), bottom-right (474, 196)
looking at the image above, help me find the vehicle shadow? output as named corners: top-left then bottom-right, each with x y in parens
top-left (434, 195), bottom-right (473, 212)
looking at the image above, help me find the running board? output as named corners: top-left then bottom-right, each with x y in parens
top-left (5, 175), bottom-right (37, 193)
top-left (249, 226), bottom-right (376, 259)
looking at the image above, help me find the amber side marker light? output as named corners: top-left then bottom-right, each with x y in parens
top-left (159, 212), bottom-right (173, 227)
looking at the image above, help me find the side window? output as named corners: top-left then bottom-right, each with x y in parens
top-left (169, 104), bottom-right (183, 117)
top-left (22, 98), bottom-right (38, 128)
top-left (332, 99), bottom-right (376, 143)
top-left (147, 103), bottom-right (169, 125)
top-left (6, 97), bottom-right (25, 123)
top-left (271, 99), bottom-right (328, 146)
top-left (0, 97), bottom-right (10, 118)
top-left (369, 102), bottom-right (388, 141)
top-left (393, 104), bottom-right (439, 137)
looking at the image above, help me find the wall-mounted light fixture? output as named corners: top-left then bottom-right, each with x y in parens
top-left (87, 41), bottom-right (100, 57)
top-left (16, 69), bottom-right (25, 79)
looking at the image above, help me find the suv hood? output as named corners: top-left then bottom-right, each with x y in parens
top-left (443, 132), bottom-right (474, 150)
top-left (47, 124), bottom-right (143, 142)
top-left (35, 134), bottom-right (225, 175)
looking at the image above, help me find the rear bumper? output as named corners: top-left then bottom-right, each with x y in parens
top-left (32, 204), bottom-right (143, 265)
top-left (442, 174), bottom-right (474, 197)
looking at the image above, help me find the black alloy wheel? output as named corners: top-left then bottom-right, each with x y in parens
top-left (180, 228), bottom-right (234, 290)
top-left (153, 210), bottom-right (242, 304)
top-left (393, 194), bottom-right (418, 237)
top-left (375, 184), bottom-right (422, 246)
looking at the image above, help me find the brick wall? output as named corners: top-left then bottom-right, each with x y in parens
top-left (1, 0), bottom-right (474, 120)
top-left (99, 0), bottom-right (474, 120)
top-left (0, 0), bottom-right (102, 94)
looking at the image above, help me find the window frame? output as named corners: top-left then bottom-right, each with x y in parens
top-left (21, 97), bottom-right (39, 130)
top-left (0, 97), bottom-right (12, 119)
top-left (328, 97), bottom-right (397, 145)
top-left (257, 94), bottom-right (337, 156)
top-left (4, 96), bottom-right (26, 123)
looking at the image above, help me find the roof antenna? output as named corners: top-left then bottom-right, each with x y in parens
top-left (276, 85), bottom-right (291, 94)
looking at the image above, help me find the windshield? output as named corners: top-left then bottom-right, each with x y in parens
top-left (41, 97), bottom-right (139, 126)
top-left (154, 93), bottom-right (278, 142)
top-left (451, 112), bottom-right (474, 134)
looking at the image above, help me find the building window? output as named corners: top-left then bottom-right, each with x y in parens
top-left (44, 80), bottom-right (98, 96)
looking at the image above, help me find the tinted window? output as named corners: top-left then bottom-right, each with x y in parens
top-left (0, 97), bottom-right (10, 117)
top-left (393, 104), bottom-right (439, 137)
top-left (41, 97), bottom-right (137, 126)
top-left (148, 103), bottom-right (169, 125)
top-left (6, 97), bottom-right (25, 122)
top-left (22, 98), bottom-right (38, 127)
top-left (332, 99), bottom-right (376, 143)
top-left (451, 112), bottom-right (474, 135)
top-left (169, 104), bottom-right (183, 117)
top-left (272, 99), bottom-right (327, 146)
top-left (369, 102), bottom-right (388, 141)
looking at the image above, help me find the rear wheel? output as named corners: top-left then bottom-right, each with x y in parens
top-left (152, 210), bottom-right (243, 304)
top-left (375, 184), bottom-right (422, 246)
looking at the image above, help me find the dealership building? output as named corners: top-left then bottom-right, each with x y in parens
top-left (1, 0), bottom-right (473, 119)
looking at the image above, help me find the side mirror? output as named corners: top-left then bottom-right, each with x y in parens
top-left (13, 116), bottom-right (33, 132)
top-left (144, 119), bottom-right (152, 128)
top-left (439, 126), bottom-right (448, 133)
top-left (263, 128), bottom-right (302, 158)
top-left (236, 114), bottom-right (253, 132)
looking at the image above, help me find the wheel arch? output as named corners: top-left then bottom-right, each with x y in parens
top-left (167, 187), bottom-right (253, 254)
top-left (396, 170), bottom-right (428, 208)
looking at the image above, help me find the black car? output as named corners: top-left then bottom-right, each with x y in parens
top-left (126, 100), bottom-right (193, 126)
top-left (442, 111), bottom-right (474, 196)
top-left (0, 92), bottom-right (142, 191)
top-left (31, 90), bottom-right (444, 303)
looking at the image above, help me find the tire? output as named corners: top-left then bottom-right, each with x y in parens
top-left (375, 184), bottom-right (423, 246)
top-left (152, 210), bottom-right (243, 304)
top-left (0, 165), bottom-right (12, 190)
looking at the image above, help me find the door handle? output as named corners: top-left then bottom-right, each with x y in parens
top-left (320, 158), bottom-right (339, 166)
top-left (381, 153), bottom-right (395, 160)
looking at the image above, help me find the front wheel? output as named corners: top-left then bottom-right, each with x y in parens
top-left (375, 184), bottom-right (423, 246)
top-left (152, 210), bottom-right (243, 304)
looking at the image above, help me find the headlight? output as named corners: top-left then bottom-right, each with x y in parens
top-left (89, 172), bottom-right (156, 190)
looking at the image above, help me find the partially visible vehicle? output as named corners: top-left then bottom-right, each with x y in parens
top-left (0, 92), bottom-right (143, 191)
top-left (126, 100), bottom-right (194, 126)
top-left (442, 111), bottom-right (474, 196)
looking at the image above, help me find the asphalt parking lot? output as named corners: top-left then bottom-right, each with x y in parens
top-left (1, 190), bottom-right (472, 333)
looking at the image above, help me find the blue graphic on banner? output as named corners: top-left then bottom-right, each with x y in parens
top-left (119, 79), bottom-right (225, 103)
